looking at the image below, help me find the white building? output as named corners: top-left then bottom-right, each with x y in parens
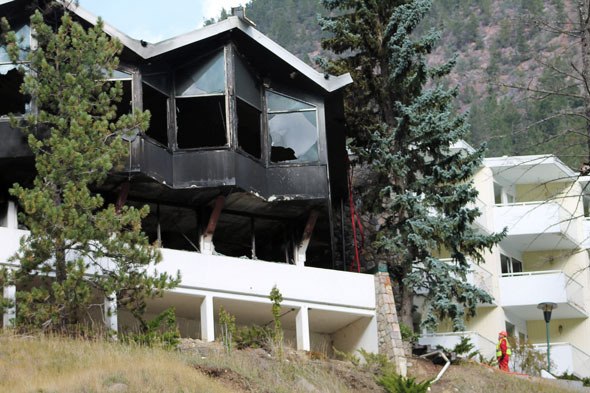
top-left (420, 154), bottom-right (590, 378)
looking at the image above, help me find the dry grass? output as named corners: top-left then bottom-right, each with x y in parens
top-left (0, 333), bottom-right (232, 393)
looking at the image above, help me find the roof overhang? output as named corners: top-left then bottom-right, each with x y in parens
top-left (483, 155), bottom-right (578, 185)
top-left (67, 3), bottom-right (352, 93)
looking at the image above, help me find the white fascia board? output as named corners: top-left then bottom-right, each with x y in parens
top-left (450, 139), bottom-right (476, 154)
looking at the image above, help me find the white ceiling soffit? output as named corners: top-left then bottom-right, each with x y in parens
top-left (483, 155), bottom-right (578, 184)
top-left (64, 2), bottom-right (352, 93)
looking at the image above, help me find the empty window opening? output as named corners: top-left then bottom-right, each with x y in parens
top-left (142, 82), bottom-right (169, 147)
top-left (176, 96), bottom-right (227, 148)
top-left (237, 99), bottom-right (261, 158)
top-left (267, 90), bottom-right (318, 163)
top-left (0, 67), bottom-right (28, 116)
top-left (116, 80), bottom-right (132, 118)
top-left (105, 69), bottom-right (133, 119)
top-left (254, 218), bottom-right (291, 263)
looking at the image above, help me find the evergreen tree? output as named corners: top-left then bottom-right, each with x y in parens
top-left (0, 4), bottom-right (178, 332)
top-left (321, 0), bottom-right (504, 331)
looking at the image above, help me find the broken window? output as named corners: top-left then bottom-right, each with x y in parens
top-left (0, 24), bottom-right (30, 63)
top-left (0, 24), bottom-right (31, 117)
top-left (0, 67), bottom-right (27, 116)
top-left (267, 90), bottom-right (318, 163)
top-left (235, 54), bottom-right (261, 158)
top-left (105, 69), bottom-right (132, 120)
top-left (142, 79), bottom-right (169, 147)
top-left (175, 51), bottom-right (227, 149)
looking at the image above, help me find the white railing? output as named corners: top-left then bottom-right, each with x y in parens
top-left (500, 270), bottom-right (586, 314)
top-left (419, 331), bottom-right (497, 359)
top-left (494, 201), bottom-right (580, 246)
top-left (532, 342), bottom-right (590, 378)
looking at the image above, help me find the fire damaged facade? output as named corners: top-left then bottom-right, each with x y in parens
top-left (0, 1), bottom-right (384, 356)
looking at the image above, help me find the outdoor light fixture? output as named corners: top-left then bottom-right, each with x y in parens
top-left (537, 302), bottom-right (557, 373)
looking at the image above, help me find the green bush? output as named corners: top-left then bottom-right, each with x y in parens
top-left (218, 306), bottom-right (236, 353)
top-left (234, 325), bottom-right (271, 350)
top-left (124, 307), bottom-right (180, 349)
top-left (378, 372), bottom-right (432, 393)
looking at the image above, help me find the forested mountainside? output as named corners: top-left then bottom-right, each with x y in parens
top-left (228, 0), bottom-right (585, 168)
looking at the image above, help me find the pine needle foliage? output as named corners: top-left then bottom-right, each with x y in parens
top-left (321, 0), bottom-right (504, 330)
top-left (0, 3), bottom-right (179, 333)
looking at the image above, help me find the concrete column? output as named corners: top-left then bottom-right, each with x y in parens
top-left (375, 271), bottom-right (407, 376)
top-left (104, 293), bottom-right (118, 336)
top-left (7, 201), bottom-right (17, 229)
top-left (200, 296), bottom-right (215, 342)
top-left (296, 305), bottom-right (310, 351)
top-left (3, 285), bottom-right (16, 328)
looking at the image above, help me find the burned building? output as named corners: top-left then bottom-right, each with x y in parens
top-left (0, 1), bottom-right (383, 357)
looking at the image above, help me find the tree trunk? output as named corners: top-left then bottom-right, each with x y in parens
top-left (399, 285), bottom-right (414, 330)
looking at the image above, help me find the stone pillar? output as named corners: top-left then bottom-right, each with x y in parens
top-left (3, 284), bottom-right (16, 328)
top-left (200, 295), bottom-right (215, 342)
top-left (104, 293), bottom-right (118, 337)
top-left (375, 271), bottom-right (407, 376)
top-left (296, 305), bottom-right (310, 351)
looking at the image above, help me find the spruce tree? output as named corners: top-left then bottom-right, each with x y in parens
top-left (1, 4), bottom-right (178, 332)
top-left (321, 0), bottom-right (504, 331)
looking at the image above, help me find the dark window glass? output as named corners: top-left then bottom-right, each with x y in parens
top-left (237, 99), bottom-right (261, 158)
top-left (175, 51), bottom-right (225, 96)
top-left (500, 254), bottom-right (510, 274)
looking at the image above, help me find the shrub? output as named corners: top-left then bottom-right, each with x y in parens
top-left (378, 372), bottom-right (432, 393)
top-left (234, 325), bottom-right (271, 350)
top-left (124, 307), bottom-right (180, 349)
top-left (218, 306), bottom-right (236, 353)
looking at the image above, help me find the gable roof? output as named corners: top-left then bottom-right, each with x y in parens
top-left (66, 2), bottom-right (352, 93)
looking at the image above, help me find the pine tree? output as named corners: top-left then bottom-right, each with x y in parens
top-left (1, 4), bottom-right (178, 332)
top-left (321, 0), bottom-right (504, 331)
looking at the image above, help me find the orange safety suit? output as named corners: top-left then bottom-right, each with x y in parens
top-left (496, 336), bottom-right (511, 372)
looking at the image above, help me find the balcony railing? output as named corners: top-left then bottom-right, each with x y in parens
top-left (419, 331), bottom-right (497, 359)
top-left (531, 342), bottom-right (590, 378)
top-left (494, 201), bottom-right (580, 250)
top-left (500, 270), bottom-right (587, 319)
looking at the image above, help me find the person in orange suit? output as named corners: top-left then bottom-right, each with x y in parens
top-left (496, 330), bottom-right (512, 372)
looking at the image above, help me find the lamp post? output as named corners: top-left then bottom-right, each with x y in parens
top-left (537, 302), bottom-right (557, 373)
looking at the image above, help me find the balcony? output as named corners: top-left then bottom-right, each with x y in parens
top-left (499, 271), bottom-right (587, 319)
top-left (418, 331), bottom-right (497, 359)
top-left (531, 342), bottom-right (590, 378)
top-left (0, 226), bottom-right (378, 353)
top-left (494, 202), bottom-right (580, 251)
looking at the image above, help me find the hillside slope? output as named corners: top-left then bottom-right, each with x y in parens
top-left (0, 334), bottom-right (584, 393)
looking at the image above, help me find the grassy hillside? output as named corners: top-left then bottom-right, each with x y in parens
top-left (0, 333), bottom-right (583, 393)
